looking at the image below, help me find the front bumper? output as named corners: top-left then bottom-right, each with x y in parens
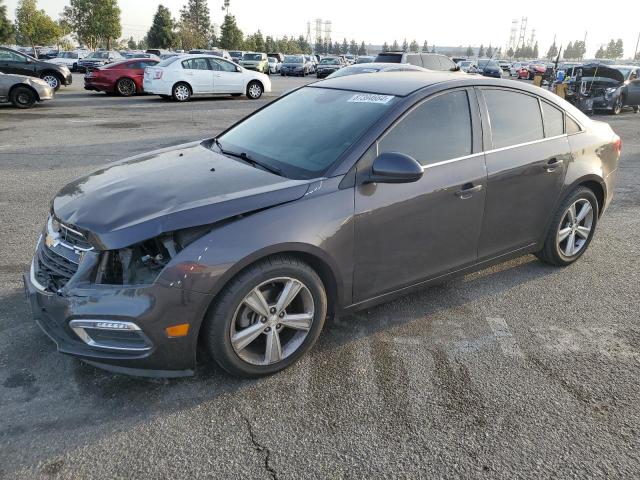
top-left (24, 261), bottom-right (212, 377)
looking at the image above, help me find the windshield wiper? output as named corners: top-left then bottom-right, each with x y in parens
top-left (212, 138), bottom-right (282, 176)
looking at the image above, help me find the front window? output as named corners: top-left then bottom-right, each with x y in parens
top-left (243, 53), bottom-right (263, 61)
top-left (284, 56), bottom-right (303, 63)
top-left (87, 52), bottom-right (109, 60)
top-left (320, 58), bottom-right (340, 65)
top-left (60, 52), bottom-right (78, 59)
top-left (0, 49), bottom-right (26, 62)
top-left (218, 87), bottom-right (398, 179)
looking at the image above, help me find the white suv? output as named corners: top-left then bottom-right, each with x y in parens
top-left (144, 54), bottom-right (272, 102)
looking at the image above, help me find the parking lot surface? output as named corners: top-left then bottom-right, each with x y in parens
top-left (1, 74), bottom-right (639, 479)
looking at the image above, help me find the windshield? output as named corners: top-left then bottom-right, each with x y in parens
top-left (268, 57), bottom-right (277, 63)
top-left (284, 55), bottom-right (303, 63)
top-left (320, 58), bottom-right (340, 65)
top-left (615, 68), bottom-right (632, 79)
top-left (59, 52), bottom-right (78, 59)
top-left (328, 66), bottom-right (381, 78)
top-left (243, 53), bottom-right (263, 61)
top-left (478, 60), bottom-right (498, 68)
top-left (229, 51), bottom-right (242, 58)
top-left (374, 53), bottom-right (402, 63)
top-left (87, 52), bottom-right (109, 59)
top-left (459, 61), bottom-right (472, 67)
top-left (218, 87), bottom-right (397, 179)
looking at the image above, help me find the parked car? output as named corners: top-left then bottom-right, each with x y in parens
top-left (356, 56), bottom-right (374, 64)
top-left (267, 56), bottom-right (281, 74)
top-left (476, 59), bottom-right (502, 78)
top-left (77, 50), bottom-right (125, 72)
top-left (509, 62), bottom-right (526, 76)
top-left (498, 60), bottom-right (511, 71)
top-left (526, 63), bottom-right (547, 80)
top-left (46, 50), bottom-right (87, 72)
top-left (280, 55), bottom-right (308, 76)
top-left (304, 55), bottom-right (317, 74)
top-left (0, 47), bottom-right (72, 90)
top-left (24, 72), bottom-right (620, 378)
top-left (564, 63), bottom-right (640, 115)
top-left (373, 51), bottom-right (460, 71)
top-left (146, 49), bottom-right (171, 57)
top-left (457, 60), bottom-right (477, 73)
top-left (344, 54), bottom-right (356, 65)
top-left (315, 56), bottom-right (343, 78)
top-left (229, 51), bottom-right (244, 64)
top-left (144, 54), bottom-right (271, 101)
top-left (240, 52), bottom-right (269, 74)
top-left (84, 58), bottom-right (160, 96)
top-left (325, 62), bottom-right (427, 79)
top-left (124, 52), bottom-right (159, 60)
top-left (188, 49), bottom-right (232, 61)
top-left (0, 71), bottom-right (53, 108)
top-left (267, 53), bottom-right (284, 63)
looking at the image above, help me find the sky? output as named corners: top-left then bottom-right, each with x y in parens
top-left (5, 0), bottom-right (640, 58)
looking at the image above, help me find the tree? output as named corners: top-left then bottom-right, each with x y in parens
top-left (127, 36), bottom-right (136, 49)
top-left (62, 0), bottom-right (121, 50)
top-left (146, 5), bottom-right (176, 49)
top-left (332, 41), bottom-right (340, 55)
top-left (409, 39), bottom-right (419, 52)
top-left (15, 0), bottom-right (60, 55)
top-left (614, 39), bottom-right (624, 59)
top-left (349, 39), bottom-right (357, 54)
top-left (391, 39), bottom-right (399, 51)
top-left (340, 38), bottom-right (348, 54)
top-left (532, 42), bottom-right (539, 58)
top-left (358, 41), bottom-right (366, 55)
top-left (401, 38), bottom-right (408, 52)
top-left (564, 41), bottom-right (573, 59)
top-left (218, 14), bottom-right (242, 50)
top-left (572, 40), bottom-right (586, 60)
top-left (595, 45), bottom-right (605, 59)
top-left (0, 0), bottom-right (14, 43)
top-left (545, 41), bottom-right (558, 60)
top-left (507, 47), bottom-right (514, 58)
top-left (478, 44), bottom-right (485, 57)
top-left (422, 40), bottom-right (429, 53)
top-left (381, 41), bottom-right (389, 53)
top-left (179, 0), bottom-right (211, 49)
top-left (486, 44), bottom-right (493, 58)
top-left (465, 45), bottom-right (474, 57)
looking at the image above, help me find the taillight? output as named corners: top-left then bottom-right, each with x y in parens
top-left (613, 135), bottom-right (622, 156)
top-left (154, 70), bottom-right (163, 79)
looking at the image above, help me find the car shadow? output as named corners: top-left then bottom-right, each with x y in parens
top-left (0, 254), bottom-right (556, 473)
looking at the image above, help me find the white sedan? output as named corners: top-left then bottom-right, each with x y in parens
top-left (144, 54), bottom-right (272, 102)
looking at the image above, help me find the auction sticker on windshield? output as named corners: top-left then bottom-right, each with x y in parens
top-left (348, 93), bottom-right (395, 104)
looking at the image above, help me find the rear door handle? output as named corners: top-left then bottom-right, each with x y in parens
top-left (455, 183), bottom-right (483, 199)
top-left (544, 158), bottom-right (564, 172)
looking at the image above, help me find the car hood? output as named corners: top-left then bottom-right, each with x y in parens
top-left (53, 141), bottom-right (313, 250)
top-left (283, 63), bottom-right (303, 67)
top-left (577, 64), bottom-right (624, 84)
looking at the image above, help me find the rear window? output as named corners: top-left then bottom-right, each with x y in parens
top-left (374, 53), bottom-right (402, 63)
top-left (182, 58), bottom-right (211, 70)
top-left (484, 89), bottom-right (544, 149)
top-left (541, 101), bottom-right (565, 137)
top-left (157, 56), bottom-right (179, 67)
top-left (422, 55), bottom-right (441, 70)
top-left (566, 116), bottom-right (582, 134)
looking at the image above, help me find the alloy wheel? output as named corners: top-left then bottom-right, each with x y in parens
top-left (174, 84), bottom-right (190, 101)
top-left (230, 277), bottom-right (315, 366)
top-left (42, 75), bottom-right (59, 89)
top-left (117, 78), bottom-right (136, 96)
top-left (613, 96), bottom-right (623, 115)
top-left (247, 82), bottom-right (262, 99)
top-left (557, 199), bottom-right (594, 257)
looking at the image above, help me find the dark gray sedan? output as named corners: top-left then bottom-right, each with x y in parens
top-left (24, 72), bottom-right (621, 377)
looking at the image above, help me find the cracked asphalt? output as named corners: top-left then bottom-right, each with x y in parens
top-left (1, 74), bottom-right (639, 479)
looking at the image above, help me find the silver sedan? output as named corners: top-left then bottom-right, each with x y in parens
top-left (0, 72), bottom-right (54, 108)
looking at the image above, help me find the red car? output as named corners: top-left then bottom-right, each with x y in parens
top-left (84, 59), bottom-right (159, 96)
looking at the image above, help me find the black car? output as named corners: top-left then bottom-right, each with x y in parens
top-left (565, 63), bottom-right (640, 115)
top-left (316, 56), bottom-right (343, 78)
top-left (373, 51), bottom-right (460, 71)
top-left (24, 72), bottom-right (620, 378)
top-left (0, 47), bottom-right (72, 90)
top-left (280, 55), bottom-right (307, 76)
top-left (77, 50), bottom-right (125, 72)
top-left (477, 59), bottom-right (502, 78)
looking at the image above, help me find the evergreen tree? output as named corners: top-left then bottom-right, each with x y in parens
top-left (532, 41), bottom-right (539, 58)
top-left (0, 0), bottom-right (13, 43)
top-left (127, 36), bottom-right (136, 49)
top-left (545, 41), bottom-right (558, 60)
top-left (422, 40), bottom-right (429, 53)
top-left (465, 45), bottom-right (473, 57)
top-left (147, 4), bottom-right (176, 49)
top-left (349, 39), bottom-right (357, 54)
top-left (179, 0), bottom-right (211, 49)
top-left (486, 44), bottom-right (493, 57)
top-left (478, 44), bottom-right (485, 57)
top-left (409, 39), bottom-right (419, 52)
top-left (614, 39), bottom-right (624, 59)
top-left (401, 38), bottom-right (408, 52)
top-left (381, 41), bottom-right (389, 53)
top-left (391, 39), bottom-right (399, 51)
top-left (332, 41), bottom-right (340, 54)
top-left (507, 47), bottom-right (514, 58)
top-left (358, 41), bottom-right (367, 55)
top-left (218, 14), bottom-right (243, 50)
top-left (430, 45), bottom-right (435, 53)
top-left (595, 46), bottom-right (605, 59)
top-left (341, 38), bottom-right (348, 54)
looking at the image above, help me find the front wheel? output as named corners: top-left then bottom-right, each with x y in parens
top-left (611, 96), bottom-right (624, 115)
top-left (10, 86), bottom-right (37, 109)
top-left (41, 73), bottom-right (61, 91)
top-left (246, 81), bottom-right (263, 99)
top-left (536, 187), bottom-right (599, 266)
top-left (202, 256), bottom-right (327, 377)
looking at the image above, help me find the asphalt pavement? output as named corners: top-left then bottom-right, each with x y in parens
top-left (1, 73), bottom-right (639, 479)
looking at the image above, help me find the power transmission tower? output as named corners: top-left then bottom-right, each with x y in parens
top-left (517, 16), bottom-right (527, 52)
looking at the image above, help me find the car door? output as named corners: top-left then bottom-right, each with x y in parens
top-left (0, 49), bottom-right (35, 76)
top-left (210, 58), bottom-right (244, 93)
top-left (353, 89), bottom-right (487, 302)
top-left (477, 88), bottom-right (571, 259)
top-left (181, 57), bottom-right (214, 93)
top-left (625, 69), bottom-right (640, 105)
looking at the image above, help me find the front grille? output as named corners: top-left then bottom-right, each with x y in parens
top-left (35, 241), bottom-right (79, 291)
top-left (57, 222), bottom-right (93, 251)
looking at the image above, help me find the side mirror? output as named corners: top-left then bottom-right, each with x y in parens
top-left (368, 152), bottom-right (423, 184)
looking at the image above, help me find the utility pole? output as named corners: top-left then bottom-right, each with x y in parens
top-left (634, 31), bottom-right (639, 60)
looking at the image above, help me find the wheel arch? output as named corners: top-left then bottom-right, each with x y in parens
top-left (40, 69), bottom-right (62, 80)
top-left (570, 175), bottom-right (606, 217)
top-left (172, 80), bottom-right (192, 92)
top-left (9, 83), bottom-right (39, 101)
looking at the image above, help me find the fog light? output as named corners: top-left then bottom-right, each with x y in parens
top-left (165, 323), bottom-right (190, 338)
top-left (69, 319), bottom-right (152, 351)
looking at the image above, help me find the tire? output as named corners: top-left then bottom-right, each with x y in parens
top-left (9, 86), bottom-right (37, 109)
top-left (633, 106), bottom-right (639, 113)
top-left (116, 78), bottom-right (136, 97)
top-left (246, 80), bottom-right (263, 99)
top-left (535, 187), bottom-right (599, 266)
top-left (172, 82), bottom-right (191, 102)
top-left (41, 73), bottom-right (61, 91)
top-left (202, 255), bottom-right (328, 377)
top-left (611, 96), bottom-right (623, 115)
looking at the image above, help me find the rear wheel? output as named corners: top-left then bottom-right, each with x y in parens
top-left (116, 78), bottom-right (136, 97)
top-left (246, 80), bottom-right (263, 99)
top-left (9, 86), bottom-right (37, 109)
top-left (632, 106), bottom-right (639, 113)
top-left (202, 256), bottom-right (327, 377)
top-left (536, 187), bottom-right (599, 266)
top-left (172, 82), bottom-right (191, 102)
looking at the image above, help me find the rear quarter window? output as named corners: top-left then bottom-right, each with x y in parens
top-left (483, 89), bottom-right (544, 149)
top-left (541, 101), bottom-right (565, 137)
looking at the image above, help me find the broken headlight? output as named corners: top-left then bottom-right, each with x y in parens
top-left (95, 225), bottom-right (211, 286)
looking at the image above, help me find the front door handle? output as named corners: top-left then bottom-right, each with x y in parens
top-left (455, 183), bottom-right (483, 199)
top-left (544, 158), bottom-right (564, 172)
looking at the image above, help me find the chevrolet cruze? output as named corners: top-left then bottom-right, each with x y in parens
top-left (24, 72), bottom-right (620, 377)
